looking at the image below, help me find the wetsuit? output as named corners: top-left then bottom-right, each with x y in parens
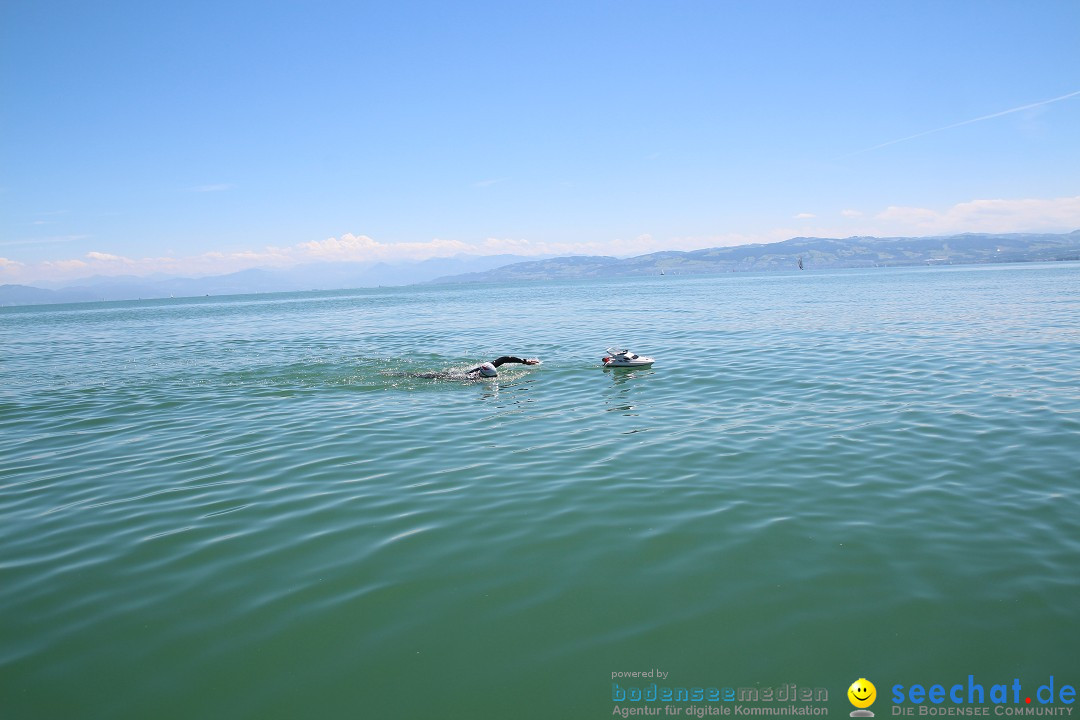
top-left (465, 356), bottom-right (530, 376)
top-left (407, 356), bottom-right (535, 380)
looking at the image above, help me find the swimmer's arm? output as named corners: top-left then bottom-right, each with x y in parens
top-left (491, 356), bottom-right (540, 367)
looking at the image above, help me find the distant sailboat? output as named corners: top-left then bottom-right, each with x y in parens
top-left (660, 268), bottom-right (665, 276)
top-left (797, 256), bottom-right (804, 270)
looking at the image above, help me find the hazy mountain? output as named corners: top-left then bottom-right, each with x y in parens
top-left (431, 231), bottom-right (1080, 284)
top-left (0, 284), bottom-right (96, 305)
top-left (5, 233), bottom-right (1079, 307)
top-left (0, 254), bottom-right (531, 306)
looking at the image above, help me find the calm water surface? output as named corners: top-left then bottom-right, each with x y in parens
top-left (2, 264), bottom-right (1079, 719)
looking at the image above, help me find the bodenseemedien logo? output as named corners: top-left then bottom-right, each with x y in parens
top-left (849, 678), bottom-right (877, 717)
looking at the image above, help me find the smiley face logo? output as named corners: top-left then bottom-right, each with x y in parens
top-left (848, 678), bottom-right (876, 709)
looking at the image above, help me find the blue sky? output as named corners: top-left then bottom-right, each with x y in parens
top-left (2, 1), bottom-right (1079, 284)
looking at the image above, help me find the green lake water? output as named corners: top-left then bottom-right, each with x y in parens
top-left (2, 264), bottom-right (1078, 719)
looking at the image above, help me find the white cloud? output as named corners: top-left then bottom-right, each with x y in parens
top-left (794, 213), bottom-right (816, 219)
top-left (776, 195), bottom-right (1080, 240)
top-left (85, 251), bottom-right (132, 263)
top-left (39, 258), bottom-right (89, 273)
top-left (873, 195), bottom-right (1080, 235)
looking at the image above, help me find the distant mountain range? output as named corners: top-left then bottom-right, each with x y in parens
top-left (430, 231), bottom-right (1080, 284)
top-left (3, 232), bottom-right (1078, 306)
top-left (0, 254), bottom-right (530, 306)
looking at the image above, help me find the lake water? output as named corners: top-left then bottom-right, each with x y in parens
top-left (2, 263), bottom-right (1078, 719)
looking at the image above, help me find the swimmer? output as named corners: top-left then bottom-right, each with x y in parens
top-left (466, 356), bottom-right (541, 378)
top-left (410, 355), bottom-right (540, 380)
